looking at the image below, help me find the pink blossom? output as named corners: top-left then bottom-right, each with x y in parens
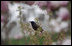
top-left (20, 1), bottom-right (25, 3)
top-left (35, 1), bottom-right (47, 8)
top-left (57, 7), bottom-right (70, 20)
top-left (25, 1), bottom-right (35, 5)
top-left (1, 1), bottom-right (9, 13)
top-left (1, 16), bottom-right (4, 22)
top-left (47, 1), bottom-right (69, 10)
top-left (14, 1), bottom-right (21, 3)
top-left (47, 1), bottom-right (60, 9)
top-left (60, 1), bottom-right (69, 6)
top-left (13, 1), bottom-right (25, 3)
top-left (47, 8), bottom-right (51, 13)
top-left (14, 34), bottom-right (23, 39)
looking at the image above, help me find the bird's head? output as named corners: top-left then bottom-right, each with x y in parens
top-left (30, 21), bottom-right (35, 24)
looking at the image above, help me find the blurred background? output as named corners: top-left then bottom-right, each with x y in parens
top-left (1, 1), bottom-right (71, 45)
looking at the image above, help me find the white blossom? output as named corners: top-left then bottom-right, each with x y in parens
top-left (62, 38), bottom-right (71, 45)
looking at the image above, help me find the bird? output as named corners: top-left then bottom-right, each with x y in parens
top-left (30, 21), bottom-right (43, 33)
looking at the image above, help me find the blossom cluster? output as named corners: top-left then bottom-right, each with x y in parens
top-left (1, 1), bottom-right (71, 45)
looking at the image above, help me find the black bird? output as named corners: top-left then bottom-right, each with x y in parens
top-left (30, 21), bottom-right (43, 33)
